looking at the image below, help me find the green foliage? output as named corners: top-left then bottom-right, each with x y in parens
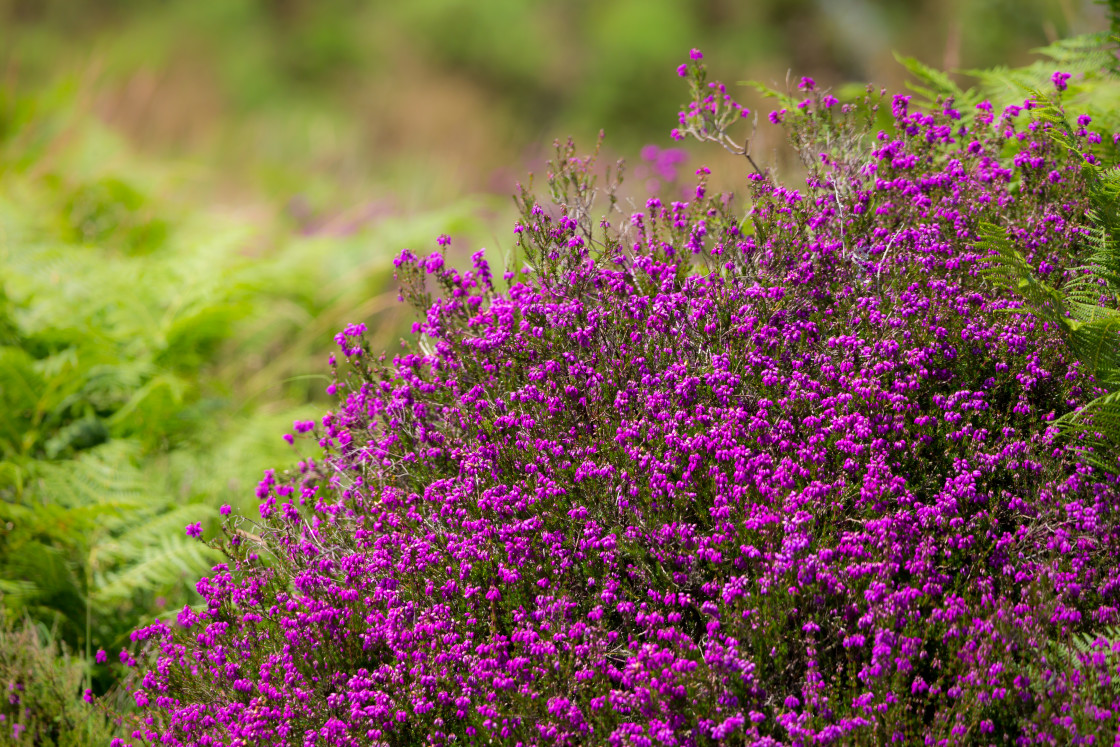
top-left (965, 32), bottom-right (1119, 106)
top-left (894, 52), bottom-right (982, 109)
top-left (0, 81), bottom-right (488, 713)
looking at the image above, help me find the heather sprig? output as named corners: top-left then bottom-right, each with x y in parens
top-left (673, 54), bottom-right (763, 177)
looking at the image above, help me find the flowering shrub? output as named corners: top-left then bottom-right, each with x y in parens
top-left (123, 53), bottom-right (1120, 745)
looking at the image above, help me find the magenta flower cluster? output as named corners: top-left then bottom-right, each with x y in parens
top-left (128, 62), bottom-right (1120, 746)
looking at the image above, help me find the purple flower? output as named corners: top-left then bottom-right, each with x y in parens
top-left (176, 606), bottom-right (196, 629)
top-left (1052, 71), bottom-right (1071, 91)
top-left (711, 714), bottom-right (745, 738)
top-left (95, 648), bottom-right (107, 664)
top-left (185, 522), bottom-right (202, 539)
top-left (424, 252), bottom-right (444, 273)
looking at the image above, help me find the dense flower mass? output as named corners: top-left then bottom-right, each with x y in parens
top-left (125, 58), bottom-right (1120, 745)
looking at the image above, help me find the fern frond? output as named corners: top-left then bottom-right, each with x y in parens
top-left (31, 441), bottom-right (150, 510)
top-left (1032, 32), bottom-right (1119, 74)
top-left (1056, 390), bottom-right (1120, 471)
top-left (92, 535), bottom-right (221, 608)
top-left (96, 504), bottom-right (217, 565)
top-left (1057, 390), bottom-right (1120, 433)
top-left (1068, 316), bottom-right (1120, 378)
top-left (976, 222), bottom-right (1072, 326)
top-left (894, 53), bottom-right (980, 107)
top-left (1048, 624), bottom-right (1120, 695)
top-left (0, 578), bottom-right (40, 609)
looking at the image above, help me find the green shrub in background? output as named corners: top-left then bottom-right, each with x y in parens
top-left (0, 617), bottom-right (116, 746)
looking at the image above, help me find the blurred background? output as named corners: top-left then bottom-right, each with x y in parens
top-left (2, 0), bottom-right (1109, 206)
top-left (0, 0), bottom-right (1111, 740)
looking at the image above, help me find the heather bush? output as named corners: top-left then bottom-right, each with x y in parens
top-left (122, 42), bottom-right (1120, 746)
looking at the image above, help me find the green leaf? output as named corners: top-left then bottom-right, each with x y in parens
top-left (894, 53), bottom-right (969, 103)
top-left (92, 534), bottom-right (221, 608)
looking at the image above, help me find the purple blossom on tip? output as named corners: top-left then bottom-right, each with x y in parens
top-left (423, 252), bottom-right (444, 273)
top-left (1052, 71), bottom-right (1071, 91)
top-left (177, 606), bottom-right (196, 629)
top-left (392, 248), bottom-right (415, 268)
top-left (689, 48), bottom-right (703, 61)
top-left (798, 76), bottom-right (815, 91)
top-left (185, 522), bottom-right (202, 539)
